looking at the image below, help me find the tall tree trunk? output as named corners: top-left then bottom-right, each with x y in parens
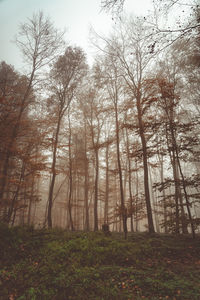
top-left (94, 148), bottom-right (99, 231)
top-left (176, 166), bottom-right (188, 234)
top-left (47, 116), bottom-right (61, 228)
top-left (135, 158), bottom-right (139, 232)
top-left (84, 163), bottom-right (89, 231)
top-left (104, 142), bottom-right (109, 225)
top-left (114, 97), bottom-right (127, 239)
top-left (158, 152), bottom-right (167, 233)
top-left (165, 123), bottom-right (180, 234)
top-left (148, 163), bottom-right (160, 233)
top-left (27, 175), bottom-right (35, 226)
top-left (84, 119), bottom-right (89, 231)
top-left (136, 96), bottom-right (155, 234)
top-left (126, 127), bottom-right (134, 232)
top-left (68, 116), bottom-right (74, 231)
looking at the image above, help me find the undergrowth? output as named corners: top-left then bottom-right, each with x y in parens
top-left (0, 224), bottom-right (200, 300)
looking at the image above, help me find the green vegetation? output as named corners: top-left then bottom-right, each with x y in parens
top-left (0, 224), bottom-right (200, 300)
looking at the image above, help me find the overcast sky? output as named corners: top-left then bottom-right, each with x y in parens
top-left (0, 0), bottom-right (153, 71)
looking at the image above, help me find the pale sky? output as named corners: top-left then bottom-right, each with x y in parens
top-left (0, 0), bottom-right (153, 71)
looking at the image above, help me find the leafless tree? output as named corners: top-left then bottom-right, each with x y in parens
top-left (47, 47), bottom-right (87, 228)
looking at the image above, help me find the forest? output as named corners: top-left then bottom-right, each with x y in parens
top-left (1, 1), bottom-right (200, 299)
top-left (0, 0), bottom-right (200, 239)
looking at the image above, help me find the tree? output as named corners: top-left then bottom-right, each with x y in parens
top-left (0, 12), bottom-right (64, 213)
top-left (81, 88), bottom-right (105, 231)
top-left (156, 77), bottom-right (197, 238)
top-left (75, 102), bottom-right (91, 231)
top-left (0, 61), bottom-right (46, 224)
top-left (47, 46), bottom-right (87, 228)
top-left (101, 0), bottom-right (200, 51)
top-left (97, 54), bottom-right (128, 238)
top-left (16, 11), bottom-right (64, 75)
top-left (101, 0), bottom-right (125, 14)
top-left (92, 16), bottom-right (158, 233)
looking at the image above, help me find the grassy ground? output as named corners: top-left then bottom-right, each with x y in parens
top-left (0, 224), bottom-right (200, 300)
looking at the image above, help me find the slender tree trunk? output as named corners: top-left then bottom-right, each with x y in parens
top-left (94, 148), bottom-right (99, 231)
top-left (136, 96), bottom-right (155, 234)
top-left (11, 209), bottom-right (17, 227)
top-left (31, 177), bottom-right (38, 226)
top-left (159, 153), bottom-right (167, 233)
top-left (84, 167), bottom-right (89, 230)
top-left (22, 180), bottom-right (28, 226)
top-left (176, 166), bottom-right (188, 234)
top-left (114, 97), bottom-right (127, 239)
top-left (84, 160), bottom-right (89, 231)
top-left (47, 116), bottom-right (61, 228)
top-left (135, 158), bottom-right (139, 232)
top-left (165, 123), bottom-right (180, 234)
top-left (104, 142), bottom-right (109, 225)
top-left (148, 163), bottom-right (160, 233)
top-left (68, 116), bottom-right (74, 231)
top-left (172, 148), bottom-right (180, 234)
top-left (27, 175), bottom-right (35, 226)
top-left (126, 127), bottom-right (134, 232)
top-left (83, 120), bottom-right (89, 231)
top-left (77, 171), bottom-right (80, 229)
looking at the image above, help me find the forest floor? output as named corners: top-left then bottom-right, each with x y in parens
top-left (0, 224), bottom-right (200, 300)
